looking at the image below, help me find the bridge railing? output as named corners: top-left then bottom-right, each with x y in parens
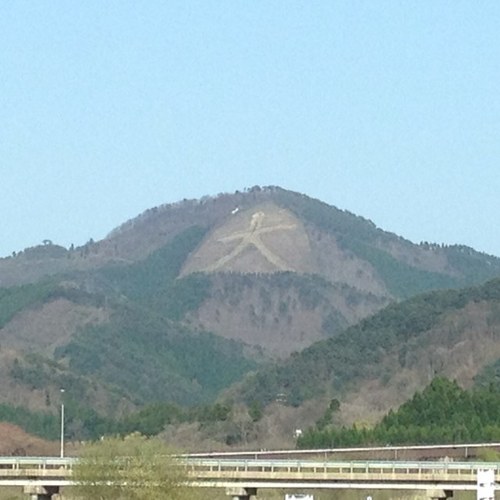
top-left (0, 457), bottom-right (499, 487)
top-left (185, 458), bottom-right (500, 485)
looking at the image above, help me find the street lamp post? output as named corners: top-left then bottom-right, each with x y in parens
top-left (60, 389), bottom-right (65, 458)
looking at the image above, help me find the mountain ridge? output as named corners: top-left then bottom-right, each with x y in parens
top-left (2, 186), bottom-right (500, 445)
top-left (3, 186), bottom-right (499, 290)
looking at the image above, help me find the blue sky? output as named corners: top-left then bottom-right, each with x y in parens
top-left (1, 1), bottom-right (499, 258)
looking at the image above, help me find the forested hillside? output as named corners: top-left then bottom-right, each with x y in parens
top-left (3, 187), bottom-right (500, 361)
top-left (0, 262), bottom-right (257, 416)
top-left (298, 377), bottom-right (500, 447)
top-left (2, 187), bottom-right (500, 446)
top-left (237, 278), bottom-right (500, 420)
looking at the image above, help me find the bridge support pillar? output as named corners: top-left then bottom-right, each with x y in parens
top-left (23, 485), bottom-right (60, 500)
top-left (426, 489), bottom-right (453, 499)
top-left (226, 486), bottom-right (257, 499)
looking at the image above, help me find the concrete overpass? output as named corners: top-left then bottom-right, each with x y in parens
top-left (0, 456), bottom-right (498, 499)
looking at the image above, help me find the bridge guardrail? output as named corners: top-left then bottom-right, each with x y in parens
top-left (0, 457), bottom-right (498, 489)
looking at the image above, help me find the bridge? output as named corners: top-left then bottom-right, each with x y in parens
top-left (0, 455), bottom-right (498, 499)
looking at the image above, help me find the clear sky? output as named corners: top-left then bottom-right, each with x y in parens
top-left (1, 1), bottom-right (499, 259)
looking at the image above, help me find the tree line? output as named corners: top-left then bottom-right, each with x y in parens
top-left (298, 377), bottom-right (500, 448)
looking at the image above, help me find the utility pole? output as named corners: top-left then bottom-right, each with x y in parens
top-left (60, 389), bottom-right (65, 458)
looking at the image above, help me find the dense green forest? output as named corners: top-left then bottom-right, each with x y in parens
top-left (0, 399), bottom-right (233, 441)
top-left (100, 225), bottom-right (211, 320)
top-left (55, 302), bottom-right (256, 406)
top-left (298, 377), bottom-right (500, 447)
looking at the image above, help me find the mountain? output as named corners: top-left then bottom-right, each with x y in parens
top-left (1, 186), bottom-right (500, 440)
top-left (2, 187), bottom-right (500, 358)
top-left (236, 277), bottom-right (500, 428)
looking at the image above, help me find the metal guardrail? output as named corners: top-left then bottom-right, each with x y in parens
top-left (0, 457), bottom-right (75, 468)
top-left (187, 442), bottom-right (500, 460)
